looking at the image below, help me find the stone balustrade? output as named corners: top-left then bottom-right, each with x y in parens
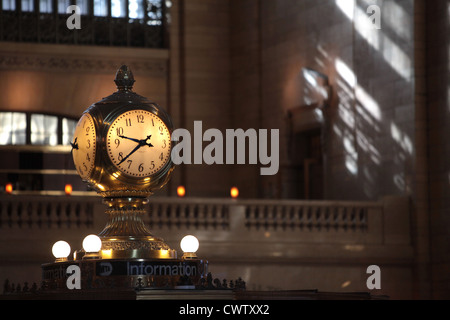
top-left (0, 193), bottom-right (409, 246)
top-left (0, 193), bottom-right (413, 296)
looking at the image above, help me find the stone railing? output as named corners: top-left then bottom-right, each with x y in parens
top-left (0, 194), bottom-right (410, 247)
top-left (0, 193), bottom-right (413, 295)
top-left (147, 198), bottom-right (371, 232)
top-left (145, 196), bottom-right (411, 248)
top-left (0, 192), bottom-right (98, 229)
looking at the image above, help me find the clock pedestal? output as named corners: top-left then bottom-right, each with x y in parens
top-left (98, 197), bottom-right (177, 259)
top-left (71, 65), bottom-right (177, 260)
top-left (34, 66), bottom-right (212, 293)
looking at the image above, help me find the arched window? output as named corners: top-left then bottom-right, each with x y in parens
top-left (0, 111), bottom-right (85, 193)
top-left (0, 111), bottom-right (77, 146)
top-left (0, 112), bottom-right (27, 145)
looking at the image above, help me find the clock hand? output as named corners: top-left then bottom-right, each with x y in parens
top-left (144, 135), bottom-right (154, 148)
top-left (119, 135), bottom-right (141, 144)
top-left (117, 135), bottom-right (154, 166)
top-left (118, 143), bottom-right (142, 166)
top-left (71, 138), bottom-right (79, 152)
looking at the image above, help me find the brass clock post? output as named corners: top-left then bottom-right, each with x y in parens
top-left (72, 65), bottom-right (176, 260)
top-left (39, 66), bottom-right (213, 292)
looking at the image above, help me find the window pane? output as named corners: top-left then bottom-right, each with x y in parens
top-left (21, 0), bottom-right (34, 11)
top-left (129, 0), bottom-right (143, 19)
top-left (62, 118), bottom-right (77, 146)
top-left (93, 0), bottom-right (107, 16)
top-left (57, 0), bottom-right (70, 14)
top-left (39, 0), bottom-right (52, 13)
top-left (147, 0), bottom-right (162, 25)
top-left (77, 0), bottom-right (88, 14)
top-left (111, 0), bottom-right (126, 17)
top-left (0, 112), bottom-right (26, 145)
top-left (2, 0), bottom-right (16, 10)
top-left (31, 114), bottom-right (58, 146)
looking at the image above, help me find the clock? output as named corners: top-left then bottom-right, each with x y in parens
top-left (72, 113), bottom-right (97, 180)
top-left (70, 65), bottom-right (177, 260)
top-left (106, 110), bottom-right (171, 178)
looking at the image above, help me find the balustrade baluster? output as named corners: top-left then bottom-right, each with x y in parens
top-left (16, 201), bottom-right (23, 228)
top-left (45, 202), bottom-right (52, 228)
top-left (341, 207), bottom-right (348, 232)
top-left (333, 207), bottom-right (340, 231)
top-left (27, 202), bottom-right (33, 228)
top-left (36, 202), bottom-right (42, 228)
top-left (323, 207), bottom-right (330, 231)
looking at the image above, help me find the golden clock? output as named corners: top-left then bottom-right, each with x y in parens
top-left (70, 65), bottom-right (177, 260)
top-left (106, 109), bottom-right (171, 178)
top-left (72, 113), bottom-right (97, 180)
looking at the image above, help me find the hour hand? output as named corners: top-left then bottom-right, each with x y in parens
top-left (119, 135), bottom-right (140, 144)
top-left (144, 135), bottom-right (154, 147)
top-left (71, 138), bottom-right (79, 150)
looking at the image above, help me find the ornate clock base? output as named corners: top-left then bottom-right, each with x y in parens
top-left (41, 258), bottom-right (208, 291)
top-left (100, 236), bottom-right (177, 259)
top-left (98, 197), bottom-right (176, 260)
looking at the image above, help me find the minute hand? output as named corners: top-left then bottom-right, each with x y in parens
top-left (118, 144), bottom-right (142, 166)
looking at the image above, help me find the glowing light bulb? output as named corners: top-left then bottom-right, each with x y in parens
top-left (65, 184), bottom-right (73, 195)
top-left (177, 185), bottom-right (186, 197)
top-left (82, 234), bottom-right (102, 253)
top-left (52, 240), bottom-right (71, 262)
top-left (5, 183), bottom-right (12, 195)
top-left (230, 187), bottom-right (239, 199)
top-left (180, 235), bottom-right (199, 260)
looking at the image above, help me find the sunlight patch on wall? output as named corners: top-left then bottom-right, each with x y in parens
top-left (344, 137), bottom-right (358, 176)
top-left (356, 4), bottom-right (411, 80)
top-left (335, 58), bottom-right (356, 87)
top-left (356, 131), bottom-right (380, 166)
top-left (355, 85), bottom-right (381, 121)
top-left (381, 36), bottom-right (411, 80)
top-left (336, 0), bottom-right (412, 81)
top-left (390, 122), bottom-right (413, 155)
top-left (314, 44), bottom-right (330, 69)
top-left (393, 173), bottom-right (406, 192)
top-left (335, 0), bottom-right (354, 22)
top-left (382, 1), bottom-right (412, 42)
top-left (335, 57), bottom-right (358, 177)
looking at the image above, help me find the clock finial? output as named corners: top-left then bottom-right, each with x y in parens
top-left (114, 65), bottom-right (135, 91)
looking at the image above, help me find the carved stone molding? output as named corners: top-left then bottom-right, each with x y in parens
top-left (0, 43), bottom-right (168, 77)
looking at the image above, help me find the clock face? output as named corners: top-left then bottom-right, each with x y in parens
top-left (72, 113), bottom-right (97, 180)
top-left (106, 110), bottom-right (171, 178)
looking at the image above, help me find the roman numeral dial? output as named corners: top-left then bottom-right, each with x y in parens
top-left (107, 110), bottom-right (171, 178)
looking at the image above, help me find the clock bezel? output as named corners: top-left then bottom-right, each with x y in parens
top-left (72, 112), bottom-right (99, 182)
top-left (106, 109), bottom-right (172, 179)
top-left (101, 103), bottom-right (175, 189)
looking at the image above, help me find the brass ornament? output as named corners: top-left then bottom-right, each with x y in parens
top-left (71, 65), bottom-right (176, 259)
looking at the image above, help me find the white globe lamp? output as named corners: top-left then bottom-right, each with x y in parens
top-left (82, 234), bottom-right (102, 260)
top-left (180, 235), bottom-right (199, 259)
top-left (52, 240), bottom-right (71, 262)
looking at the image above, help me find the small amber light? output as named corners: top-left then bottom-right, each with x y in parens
top-left (230, 187), bottom-right (239, 199)
top-left (65, 184), bottom-right (73, 195)
top-left (177, 185), bottom-right (186, 197)
top-left (101, 249), bottom-right (112, 259)
top-left (5, 183), bottom-right (13, 195)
